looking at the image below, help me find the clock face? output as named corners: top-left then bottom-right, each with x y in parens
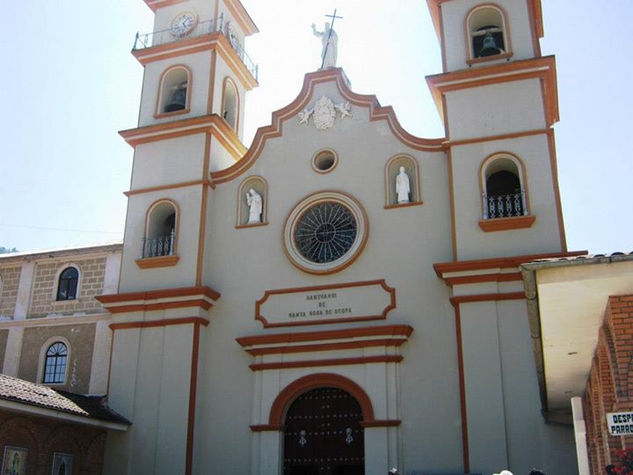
top-left (170, 11), bottom-right (197, 38)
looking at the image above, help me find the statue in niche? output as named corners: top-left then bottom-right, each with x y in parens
top-left (312, 22), bottom-right (338, 69)
top-left (395, 166), bottom-right (411, 204)
top-left (246, 188), bottom-right (262, 224)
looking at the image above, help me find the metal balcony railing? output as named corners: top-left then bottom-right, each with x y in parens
top-left (482, 191), bottom-right (527, 219)
top-left (133, 14), bottom-right (258, 81)
top-left (141, 230), bottom-right (175, 258)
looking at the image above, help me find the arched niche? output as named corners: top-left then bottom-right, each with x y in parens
top-left (466, 4), bottom-right (511, 62)
top-left (156, 65), bottom-right (191, 116)
top-left (384, 154), bottom-right (422, 207)
top-left (222, 77), bottom-right (239, 131)
top-left (236, 176), bottom-right (267, 227)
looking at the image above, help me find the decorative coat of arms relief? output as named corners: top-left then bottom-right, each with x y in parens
top-left (298, 96), bottom-right (352, 130)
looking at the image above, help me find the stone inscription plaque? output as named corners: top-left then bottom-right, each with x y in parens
top-left (255, 279), bottom-right (395, 328)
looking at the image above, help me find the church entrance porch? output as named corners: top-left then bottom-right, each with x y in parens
top-left (283, 387), bottom-right (364, 475)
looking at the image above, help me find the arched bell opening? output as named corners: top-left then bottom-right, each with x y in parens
top-left (222, 77), bottom-right (239, 130)
top-left (283, 387), bottom-right (364, 475)
top-left (159, 67), bottom-right (190, 114)
top-left (144, 201), bottom-right (177, 258)
top-left (467, 5), bottom-right (507, 59)
top-left (482, 156), bottom-right (527, 219)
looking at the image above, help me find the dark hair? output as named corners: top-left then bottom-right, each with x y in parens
top-left (529, 470), bottom-right (545, 475)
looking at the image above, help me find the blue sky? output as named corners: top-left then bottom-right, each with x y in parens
top-left (0, 1), bottom-right (632, 254)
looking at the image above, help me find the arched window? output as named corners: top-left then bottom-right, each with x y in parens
top-left (43, 342), bottom-right (68, 384)
top-left (467, 5), bottom-right (509, 60)
top-left (157, 66), bottom-right (191, 116)
top-left (143, 200), bottom-right (177, 258)
top-left (481, 154), bottom-right (528, 219)
top-left (56, 267), bottom-right (78, 301)
top-left (222, 78), bottom-right (239, 130)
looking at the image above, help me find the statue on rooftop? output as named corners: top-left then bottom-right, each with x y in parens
top-left (312, 22), bottom-right (338, 69)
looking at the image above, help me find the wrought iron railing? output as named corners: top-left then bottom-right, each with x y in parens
top-left (133, 14), bottom-right (258, 81)
top-left (141, 230), bottom-right (175, 258)
top-left (482, 191), bottom-right (527, 219)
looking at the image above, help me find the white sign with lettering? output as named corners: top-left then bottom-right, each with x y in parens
top-left (607, 411), bottom-right (633, 435)
top-left (256, 280), bottom-right (395, 328)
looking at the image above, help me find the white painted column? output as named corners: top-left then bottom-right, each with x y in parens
top-left (13, 262), bottom-right (34, 320)
top-left (571, 397), bottom-right (591, 475)
top-left (2, 327), bottom-right (24, 376)
top-left (459, 301), bottom-right (509, 472)
top-left (88, 318), bottom-right (112, 395)
top-left (257, 431), bottom-right (282, 475)
top-left (103, 253), bottom-right (122, 295)
top-left (364, 427), bottom-right (389, 475)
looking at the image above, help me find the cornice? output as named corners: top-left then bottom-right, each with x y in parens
top-left (426, 55), bottom-right (559, 126)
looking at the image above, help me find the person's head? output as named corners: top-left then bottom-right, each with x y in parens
top-left (529, 470), bottom-right (546, 475)
top-left (399, 166), bottom-right (405, 173)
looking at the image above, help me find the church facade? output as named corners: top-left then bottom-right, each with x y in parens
top-left (0, 0), bottom-right (596, 474)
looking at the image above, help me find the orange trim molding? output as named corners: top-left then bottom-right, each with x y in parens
top-left (237, 324), bottom-right (413, 356)
top-left (110, 316), bottom-right (209, 331)
top-left (426, 56), bottom-right (559, 127)
top-left (211, 68), bottom-right (446, 185)
top-left (135, 255), bottom-right (180, 269)
top-left (433, 250), bottom-right (587, 278)
top-left (268, 373), bottom-right (375, 426)
top-left (119, 114), bottom-right (247, 159)
top-left (478, 215), bottom-right (536, 232)
top-left (450, 292), bottom-right (525, 307)
top-left (444, 272), bottom-right (522, 287)
top-left (255, 279), bottom-right (396, 329)
top-left (249, 355), bottom-right (403, 371)
top-left (143, 0), bottom-right (187, 12)
top-left (97, 286), bottom-right (221, 314)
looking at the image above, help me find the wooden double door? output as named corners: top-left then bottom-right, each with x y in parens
top-left (283, 387), bottom-right (364, 475)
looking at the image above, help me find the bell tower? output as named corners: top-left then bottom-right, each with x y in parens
top-left (426, 0), bottom-right (566, 261)
top-left (118, 0), bottom-right (258, 292)
top-left (100, 1), bottom-right (258, 474)
top-left (427, 1), bottom-right (573, 473)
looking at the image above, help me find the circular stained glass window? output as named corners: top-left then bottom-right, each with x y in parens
top-left (283, 192), bottom-right (368, 274)
top-left (294, 202), bottom-right (357, 263)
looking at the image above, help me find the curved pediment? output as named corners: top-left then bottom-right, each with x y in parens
top-left (211, 68), bottom-right (446, 184)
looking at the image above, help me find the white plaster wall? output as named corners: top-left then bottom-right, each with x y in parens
top-left (445, 79), bottom-right (546, 141)
top-left (210, 136), bottom-right (237, 171)
top-left (153, 0), bottom-right (216, 34)
top-left (441, 0), bottom-right (537, 72)
top-left (451, 133), bottom-right (563, 260)
top-left (137, 52), bottom-right (212, 127)
top-left (192, 79), bottom-right (466, 474)
top-left (130, 134), bottom-right (206, 190)
top-left (119, 187), bottom-right (202, 291)
top-left (105, 323), bottom-right (193, 475)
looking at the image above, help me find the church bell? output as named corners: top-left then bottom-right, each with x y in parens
top-left (165, 81), bottom-right (188, 112)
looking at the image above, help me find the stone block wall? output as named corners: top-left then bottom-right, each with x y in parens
top-left (0, 266), bottom-right (21, 318)
top-left (29, 258), bottom-right (107, 318)
top-left (583, 294), bottom-right (633, 473)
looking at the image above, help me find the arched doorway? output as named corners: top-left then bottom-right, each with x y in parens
top-left (283, 387), bottom-right (364, 475)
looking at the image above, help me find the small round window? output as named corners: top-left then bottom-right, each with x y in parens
top-left (283, 192), bottom-right (368, 274)
top-left (312, 149), bottom-right (338, 173)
